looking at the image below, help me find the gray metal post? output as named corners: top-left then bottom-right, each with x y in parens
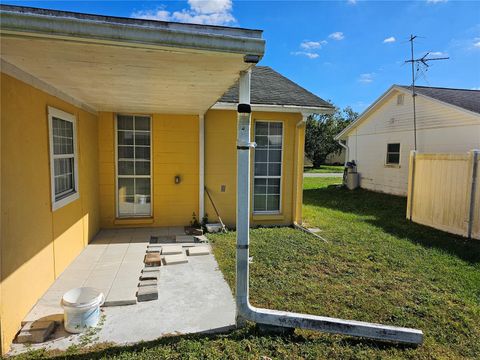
top-left (235, 70), bottom-right (423, 345)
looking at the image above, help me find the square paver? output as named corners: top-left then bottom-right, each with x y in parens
top-left (140, 272), bottom-right (158, 281)
top-left (17, 320), bottom-right (55, 343)
top-left (138, 279), bottom-right (157, 287)
top-left (142, 266), bottom-right (160, 273)
top-left (161, 245), bottom-right (183, 255)
top-left (176, 235), bottom-right (195, 243)
top-left (163, 254), bottom-right (188, 265)
top-left (137, 285), bottom-right (158, 302)
top-left (105, 286), bottom-right (137, 306)
top-left (145, 253), bottom-right (162, 266)
top-left (187, 247), bottom-right (210, 256)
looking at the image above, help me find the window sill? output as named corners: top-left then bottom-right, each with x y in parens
top-left (384, 164), bottom-right (401, 168)
top-left (114, 217), bottom-right (154, 225)
top-left (252, 213), bottom-right (284, 221)
top-left (52, 192), bottom-right (79, 211)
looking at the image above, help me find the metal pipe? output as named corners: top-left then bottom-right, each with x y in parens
top-left (337, 139), bottom-right (349, 167)
top-left (235, 70), bottom-right (423, 345)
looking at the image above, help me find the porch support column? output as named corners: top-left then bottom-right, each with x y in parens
top-left (199, 113), bottom-right (205, 220)
top-left (293, 113), bottom-right (309, 225)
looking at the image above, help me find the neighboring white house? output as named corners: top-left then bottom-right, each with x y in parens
top-left (335, 85), bottom-right (480, 196)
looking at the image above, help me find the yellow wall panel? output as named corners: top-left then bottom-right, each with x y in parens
top-left (0, 73), bottom-right (100, 354)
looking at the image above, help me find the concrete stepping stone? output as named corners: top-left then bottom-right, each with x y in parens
top-left (144, 253), bottom-right (161, 266)
top-left (146, 247), bottom-right (161, 253)
top-left (176, 235), bottom-right (195, 243)
top-left (140, 272), bottom-right (158, 281)
top-left (16, 320), bottom-right (55, 343)
top-left (137, 285), bottom-right (158, 302)
top-left (104, 286), bottom-right (137, 307)
top-left (138, 279), bottom-right (157, 287)
top-left (194, 235), bottom-right (209, 243)
top-left (163, 254), bottom-right (188, 265)
top-left (142, 266), bottom-right (160, 273)
top-left (187, 246), bottom-right (210, 256)
top-left (161, 245), bottom-right (183, 255)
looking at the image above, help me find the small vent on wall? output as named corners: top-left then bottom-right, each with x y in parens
top-left (388, 117), bottom-right (395, 125)
top-left (397, 94), bottom-right (405, 105)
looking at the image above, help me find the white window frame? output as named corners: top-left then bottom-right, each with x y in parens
top-left (48, 106), bottom-right (79, 211)
top-left (385, 142), bottom-right (401, 165)
top-left (115, 114), bottom-right (153, 218)
top-left (252, 120), bottom-right (284, 215)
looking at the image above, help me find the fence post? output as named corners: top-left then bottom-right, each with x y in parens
top-left (467, 149), bottom-right (479, 239)
top-left (407, 150), bottom-right (417, 221)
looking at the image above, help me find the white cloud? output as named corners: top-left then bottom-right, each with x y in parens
top-left (474, 41), bottom-right (480, 48)
top-left (426, 0), bottom-right (448, 3)
top-left (300, 40), bottom-right (327, 50)
top-left (471, 87), bottom-right (480, 90)
top-left (358, 73), bottom-right (374, 83)
top-left (131, 0), bottom-right (235, 26)
top-left (291, 51), bottom-right (319, 59)
top-left (329, 32), bottom-right (345, 41)
top-left (429, 51), bottom-right (448, 56)
top-left (347, 0), bottom-right (357, 4)
top-left (383, 36), bottom-right (396, 43)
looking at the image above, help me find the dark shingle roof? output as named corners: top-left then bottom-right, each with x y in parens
top-left (218, 66), bottom-right (332, 109)
top-left (399, 85), bottom-right (480, 114)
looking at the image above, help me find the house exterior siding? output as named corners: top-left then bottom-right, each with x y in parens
top-left (0, 73), bottom-right (100, 353)
top-left (205, 109), bottom-right (304, 227)
top-left (345, 89), bottom-right (480, 196)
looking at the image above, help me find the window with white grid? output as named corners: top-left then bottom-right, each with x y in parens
top-left (48, 107), bottom-right (79, 210)
top-left (116, 114), bottom-right (152, 217)
top-left (253, 121), bottom-right (283, 213)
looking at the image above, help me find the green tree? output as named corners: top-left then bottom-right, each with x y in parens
top-left (305, 106), bottom-right (358, 167)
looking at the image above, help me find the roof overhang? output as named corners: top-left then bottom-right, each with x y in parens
top-left (0, 5), bottom-right (265, 114)
top-left (211, 101), bottom-right (335, 115)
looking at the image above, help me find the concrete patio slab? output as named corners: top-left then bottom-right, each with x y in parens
top-left (10, 253), bottom-right (235, 356)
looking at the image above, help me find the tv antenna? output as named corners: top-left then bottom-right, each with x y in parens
top-left (405, 35), bottom-right (449, 151)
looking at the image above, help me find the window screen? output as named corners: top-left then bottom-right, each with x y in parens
top-left (117, 115), bottom-right (152, 217)
top-left (386, 143), bottom-right (400, 164)
top-left (253, 121), bottom-right (283, 212)
top-left (52, 117), bottom-right (76, 200)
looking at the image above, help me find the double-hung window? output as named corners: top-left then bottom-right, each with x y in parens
top-left (386, 143), bottom-right (401, 165)
top-left (116, 114), bottom-right (152, 217)
top-left (48, 107), bottom-right (79, 210)
top-left (253, 121), bottom-right (283, 213)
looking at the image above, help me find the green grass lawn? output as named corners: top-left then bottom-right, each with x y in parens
top-left (16, 178), bottom-right (480, 359)
top-left (304, 165), bottom-right (344, 173)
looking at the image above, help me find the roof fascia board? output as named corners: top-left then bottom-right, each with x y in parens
top-left (211, 102), bottom-right (334, 114)
top-left (0, 8), bottom-right (265, 56)
top-left (335, 85), bottom-right (400, 140)
top-left (1, 59), bottom-right (97, 115)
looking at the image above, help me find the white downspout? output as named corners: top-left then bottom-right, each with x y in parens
top-left (337, 139), bottom-right (349, 166)
top-left (199, 113), bottom-right (205, 220)
top-left (235, 70), bottom-right (423, 345)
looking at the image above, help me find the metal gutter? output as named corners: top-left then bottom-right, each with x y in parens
top-left (0, 5), bottom-right (265, 57)
top-left (212, 102), bottom-right (334, 114)
top-left (235, 71), bottom-right (424, 345)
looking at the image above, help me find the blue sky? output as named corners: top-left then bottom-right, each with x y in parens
top-left (5, 1), bottom-right (480, 112)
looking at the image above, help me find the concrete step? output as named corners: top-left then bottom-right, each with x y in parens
top-left (16, 321), bottom-right (55, 343)
top-left (163, 254), bottom-right (188, 265)
top-left (194, 235), bottom-right (209, 243)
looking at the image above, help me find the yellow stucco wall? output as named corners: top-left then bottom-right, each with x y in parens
top-left (204, 109), bottom-right (304, 227)
top-left (0, 73), bottom-right (100, 354)
top-left (98, 112), bottom-right (199, 227)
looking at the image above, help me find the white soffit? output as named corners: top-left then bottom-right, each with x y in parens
top-left (0, 6), bottom-right (265, 114)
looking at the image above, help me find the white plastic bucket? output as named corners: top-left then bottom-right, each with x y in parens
top-left (61, 287), bottom-right (104, 333)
